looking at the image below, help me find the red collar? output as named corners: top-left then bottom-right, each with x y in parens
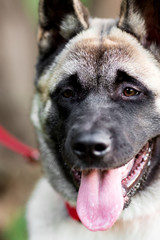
top-left (65, 202), bottom-right (80, 221)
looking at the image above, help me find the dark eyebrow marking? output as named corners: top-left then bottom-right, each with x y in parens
top-left (115, 70), bottom-right (153, 96)
top-left (50, 73), bottom-right (79, 96)
top-left (115, 70), bottom-right (144, 87)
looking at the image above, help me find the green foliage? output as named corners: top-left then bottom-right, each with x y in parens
top-left (22, 0), bottom-right (39, 21)
top-left (3, 211), bottom-right (28, 240)
top-left (22, 0), bottom-right (91, 21)
top-left (82, 0), bottom-right (92, 6)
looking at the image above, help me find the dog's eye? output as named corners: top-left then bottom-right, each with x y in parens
top-left (62, 89), bottom-right (74, 98)
top-left (123, 87), bottom-right (140, 97)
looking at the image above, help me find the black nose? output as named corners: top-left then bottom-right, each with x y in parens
top-left (72, 133), bottom-right (111, 159)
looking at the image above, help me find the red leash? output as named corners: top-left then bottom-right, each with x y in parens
top-left (0, 125), bottom-right (80, 221)
top-left (0, 126), bottom-right (39, 163)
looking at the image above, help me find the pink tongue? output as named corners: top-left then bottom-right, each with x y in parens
top-left (76, 169), bottom-right (124, 231)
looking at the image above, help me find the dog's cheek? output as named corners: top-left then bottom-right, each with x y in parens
top-left (45, 104), bottom-right (65, 141)
top-left (155, 98), bottom-right (160, 117)
top-left (32, 98), bottom-right (78, 202)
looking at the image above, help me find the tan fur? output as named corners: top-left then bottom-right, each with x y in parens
top-left (119, 0), bottom-right (147, 42)
top-left (73, 0), bottom-right (89, 29)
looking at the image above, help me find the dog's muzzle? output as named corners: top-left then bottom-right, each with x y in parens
top-left (64, 126), bottom-right (154, 232)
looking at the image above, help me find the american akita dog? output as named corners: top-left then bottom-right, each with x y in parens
top-left (27, 0), bottom-right (160, 239)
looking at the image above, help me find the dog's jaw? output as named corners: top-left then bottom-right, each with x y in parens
top-left (69, 140), bottom-right (154, 231)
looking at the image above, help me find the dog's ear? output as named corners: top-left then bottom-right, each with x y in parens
top-left (118, 0), bottom-right (160, 50)
top-left (38, 0), bottom-right (89, 55)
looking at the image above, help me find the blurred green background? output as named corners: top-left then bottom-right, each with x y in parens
top-left (23, 0), bottom-right (91, 21)
top-left (0, 0), bottom-right (120, 239)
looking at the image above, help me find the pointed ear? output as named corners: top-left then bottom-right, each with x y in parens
top-left (38, 0), bottom-right (89, 55)
top-left (118, 0), bottom-right (160, 51)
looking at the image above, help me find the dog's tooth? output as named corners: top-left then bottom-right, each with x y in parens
top-left (143, 155), bottom-right (148, 161)
top-left (122, 187), bottom-right (126, 196)
top-left (135, 182), bottom-right (141, 190)
top-left (148, 161), bottom-right (151, 167)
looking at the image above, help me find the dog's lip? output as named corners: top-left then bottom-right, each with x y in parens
top-left (71, 140), bottom-right (153, 196)
top-left (121, 141), bottom-right (152, 193)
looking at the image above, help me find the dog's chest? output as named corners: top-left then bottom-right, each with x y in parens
top-left (27, 179), bottom-right (160, 240)
top-left (55, 217), bottom-right (160, 240)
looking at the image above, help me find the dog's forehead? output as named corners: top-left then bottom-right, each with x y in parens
top-left (38, 20), bottom-right (160, 102)
top-left (65, 29), bottom-right (160, 88)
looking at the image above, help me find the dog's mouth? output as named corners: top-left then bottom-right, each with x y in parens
top-left (70, 140), bottom-right (153, 231)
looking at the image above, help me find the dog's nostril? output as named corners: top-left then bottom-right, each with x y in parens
top-left (72, 139), bottom-right (109, 159)
top-left (94, 143), bottom-right (107, 152)
top-left (92, 143), bottom-right (108, 157)
top-left (73, 143), bottom-right (86, 156)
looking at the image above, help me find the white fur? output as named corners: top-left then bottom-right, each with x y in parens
top-left (60, 14), bottom-right (80, 39)
top-left (27, 178), bottom-right (160, 240)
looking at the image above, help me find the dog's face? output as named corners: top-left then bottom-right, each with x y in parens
top-left (32, 0), bottom-right (160, 232)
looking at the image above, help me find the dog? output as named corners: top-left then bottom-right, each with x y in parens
top-left (27, 0), bottom-right (160, 239)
